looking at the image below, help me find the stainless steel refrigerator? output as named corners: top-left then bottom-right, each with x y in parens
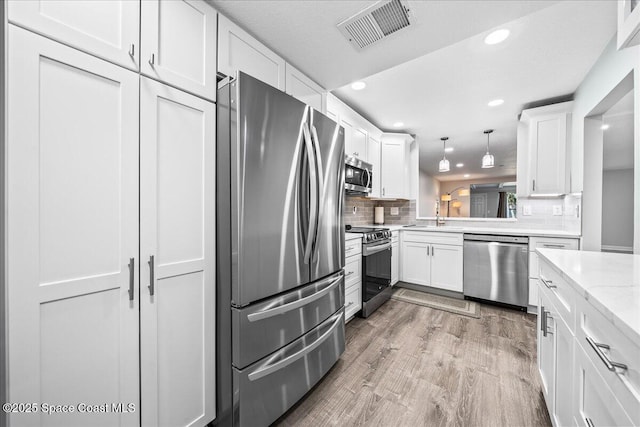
top-left (216, 72), bottom-right (346, 427)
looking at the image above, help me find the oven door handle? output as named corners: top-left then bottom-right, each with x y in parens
top-left (363, 241), bottom-right (391, 256)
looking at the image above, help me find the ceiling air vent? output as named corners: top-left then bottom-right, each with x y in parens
top-left (338, 0), bottom-right (413, 50)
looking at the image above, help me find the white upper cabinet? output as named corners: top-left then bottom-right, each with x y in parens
top-left (8, 0), bottom-right (140, 71)
top-left (285, 63), bottom-right (326, 113)
top-left (7, 26), bottom-right (140, 427)
top-left (381, 133), bottom-right (413, 199)
top-left (352, 127), bottom-right (368, 161)
top-left (141, 0), bottom-right (217, 101)
top-left (218, 14), bottom-right (286, 90)
top-left (519, 102), bottom-right (573, 196)
top-left (617, 0), bottom-right (640, 49)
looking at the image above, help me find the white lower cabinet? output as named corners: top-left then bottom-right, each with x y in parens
top-left (345, 237), bottom-right (363, 322)
top-left (6, 26), bottom-right (215, 427)
top-left (528, 236), bottom-right (579, 307)
top-left (400, 232), bottom-right (462, 292)
top-left (391, 232), bottom-right (399, 286)
top-left (537, 257), bottom-right (639, 427)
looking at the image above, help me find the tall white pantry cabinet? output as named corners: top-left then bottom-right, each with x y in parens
top-left (4, 1), bottom-right (217, 426)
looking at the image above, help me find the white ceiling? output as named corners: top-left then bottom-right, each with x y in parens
top-left (210, 0), bottom-right (617, 182)
top-left (603, 91), bottom-right (634, 171)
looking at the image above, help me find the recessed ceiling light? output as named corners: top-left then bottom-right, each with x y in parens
top-left (456, 163), bottom-right (464, 168)
top-left (601, 124), bottom-right (610, 130)
top-left (393, 122), bottom-right (404, 128)
top-left (464, 174), bottom-right (470, 178)
top-left (488, 99), bottom-right (504, 107)
top-left (445, 147), bottom-right (454, 153)
top-left (351, 81), bottom-right (366, 90)
top-left (484, 29), bottom-right (510, 45)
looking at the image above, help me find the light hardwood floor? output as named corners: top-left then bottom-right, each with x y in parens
top-left (277, 299), bottom-right (551, 427)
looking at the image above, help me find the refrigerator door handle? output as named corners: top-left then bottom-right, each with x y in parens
top-left (310, 124), bottom-right (325, 261)
top-left (303, 121), bottom-right (318, 264)
top-left (246, 272), bottom-right (343, 322)
top-left (247, 310), bottom-right (343, 381)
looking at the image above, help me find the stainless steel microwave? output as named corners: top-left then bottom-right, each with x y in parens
top-left (344, 156), bottom-right (372, 195)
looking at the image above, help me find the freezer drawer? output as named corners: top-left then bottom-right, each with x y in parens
top-left (232, 271), bottom-right (344, 368)
top-left (233, 308), bottom-right (345, 426)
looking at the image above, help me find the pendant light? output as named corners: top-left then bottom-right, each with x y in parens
top-left (481, 129), bottom-right (495, 168)
top-left (439, 137), bottom-right (450, 172)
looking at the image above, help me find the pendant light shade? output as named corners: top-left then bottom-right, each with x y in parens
top-left (481, 129), bottom-right (495, 169)
top-left (439, 137), bottom-right (450, 172)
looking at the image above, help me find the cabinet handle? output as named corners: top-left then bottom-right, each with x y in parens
top-left (148, 255), bottom-right (155, 296)
top-left (431, 245), bottom-right (434, 256)
top-left (128, 258), bottom-right (135, 301)
top-left (382, 187), bottom-right (385, 196)
top-left (542, 311), bottom-right (552, 337)
top-left (542, 244), bottom-right (566, 249)
top-left (585, 336), bottom-right (628, 372)
top-left (149, 53), bottom-right (155, 66)
top-left (533, 179), bottom-right (536, 191)
top-left (346, 247), bottom-right (355, 252)
top-left (354, 152), bottom-right (359, 157)
top-left (540, 305), bottom-right (545, 332)
top-left (540, 275), bottom-right (556, 289)
top-left (427, 245), bottom-right (430, 256)
top-left (129, 43), bottom-right (135, 57)
top-left (346, 301), bottom-right (354, 307)
top-left (346, 271), bottom-right (354, 277)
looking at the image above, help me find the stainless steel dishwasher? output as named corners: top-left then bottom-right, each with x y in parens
top-left (463, 234), bottom-right (529, 310)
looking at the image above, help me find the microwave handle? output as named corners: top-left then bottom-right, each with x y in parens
top-left (364, 168), bottom-right (371, 190)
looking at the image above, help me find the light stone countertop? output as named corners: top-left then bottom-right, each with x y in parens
top-left (537, 248), bottom-right (640, 343)
top-left (361, 224), bottom-right (581, 238)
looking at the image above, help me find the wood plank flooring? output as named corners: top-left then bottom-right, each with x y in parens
top-left (276, 299), bottom-right (551, 427)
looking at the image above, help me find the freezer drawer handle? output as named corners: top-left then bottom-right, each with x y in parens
top-left (247, 310), bottom-right (343, 382)
top-left (585, 336), bottom-right (628, 372)
top-left (247, 273), bottom-right (343, 322)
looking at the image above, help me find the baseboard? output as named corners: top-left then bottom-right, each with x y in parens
top-left (601, 245), bottom-right (633, 254)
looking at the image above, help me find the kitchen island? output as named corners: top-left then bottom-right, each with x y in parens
top-left (535, 248), bottom-right (639, 426)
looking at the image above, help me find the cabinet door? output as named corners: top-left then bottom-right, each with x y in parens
top-left (381, 139), bottom-right (405, 198)
top-left (401, 242), bottom-right (430, 286)
top-left (141, 0), bottom-right (217, 101)
top-left (538, 291), bottom-right (556, 418)
top-left (554, 316), bottom-right (574, 427)
top-left (368, 135), bottom-right (381, 198)
top-left (353, 127), bottom-right (368, 161)
top-left (218, 14), bottom-right (286, 90)
top-left (341, 117), bottom-right (356, 158)
top-left (430, 244), bottom-right (463, 292)
top-left (285, 63), bottom-right (325, 112)
top-left (8, 0), bottom-right (139, 70)
top-left (140, 78), bottom-right (216, 427)
top-left (391, 242), bottom-right (399, 286)
top-left (7, 26), bottom-right (139, 426)
top-left (530, 113), bottom-right (568, 194)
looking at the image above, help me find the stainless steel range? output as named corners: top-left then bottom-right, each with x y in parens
top-left (347, 227), bottom-right (392, 317)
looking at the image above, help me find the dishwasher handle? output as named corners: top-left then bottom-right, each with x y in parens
top-left (463, 234), bottom-right (529, 244)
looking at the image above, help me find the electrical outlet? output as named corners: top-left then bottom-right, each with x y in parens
top-left (353, 206), bottom-right (357, 214)
top-left (390, 207), bottom-right (399, 216)
top-left (522, 205), bottom-right (532, 216)
top-left (553, 205), bottom-right (562, 216)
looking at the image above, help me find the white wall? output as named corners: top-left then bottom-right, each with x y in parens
top-left (571, 36), bottom-right (639, 252)
top-left (418, 168), bottom-right (440, 217)
top-left (602, 168), bottom-right (634, 250)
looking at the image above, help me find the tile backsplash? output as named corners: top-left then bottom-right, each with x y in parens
top-left (344, 195), bottom-right (416, 226)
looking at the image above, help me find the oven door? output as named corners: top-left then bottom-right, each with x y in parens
top-left (362, 240), bottom-right (391, 303)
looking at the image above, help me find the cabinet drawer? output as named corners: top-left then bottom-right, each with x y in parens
top-left (345, 284), bottom-right (362, 321)
top-left (402, 231), bottom-right (462, 246)
top-left (576, 299), bottom-right (640, 424)
top-left (345, 238), bottom-right (362, 257)
top-left (344, 256), bottom-right (361, 288)
top-left (575, 341), bottom-right (636, 427)
top-left (538, 260), bottom-right (576, 332)
top-left (529, 237), bottom-right (579, 279)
